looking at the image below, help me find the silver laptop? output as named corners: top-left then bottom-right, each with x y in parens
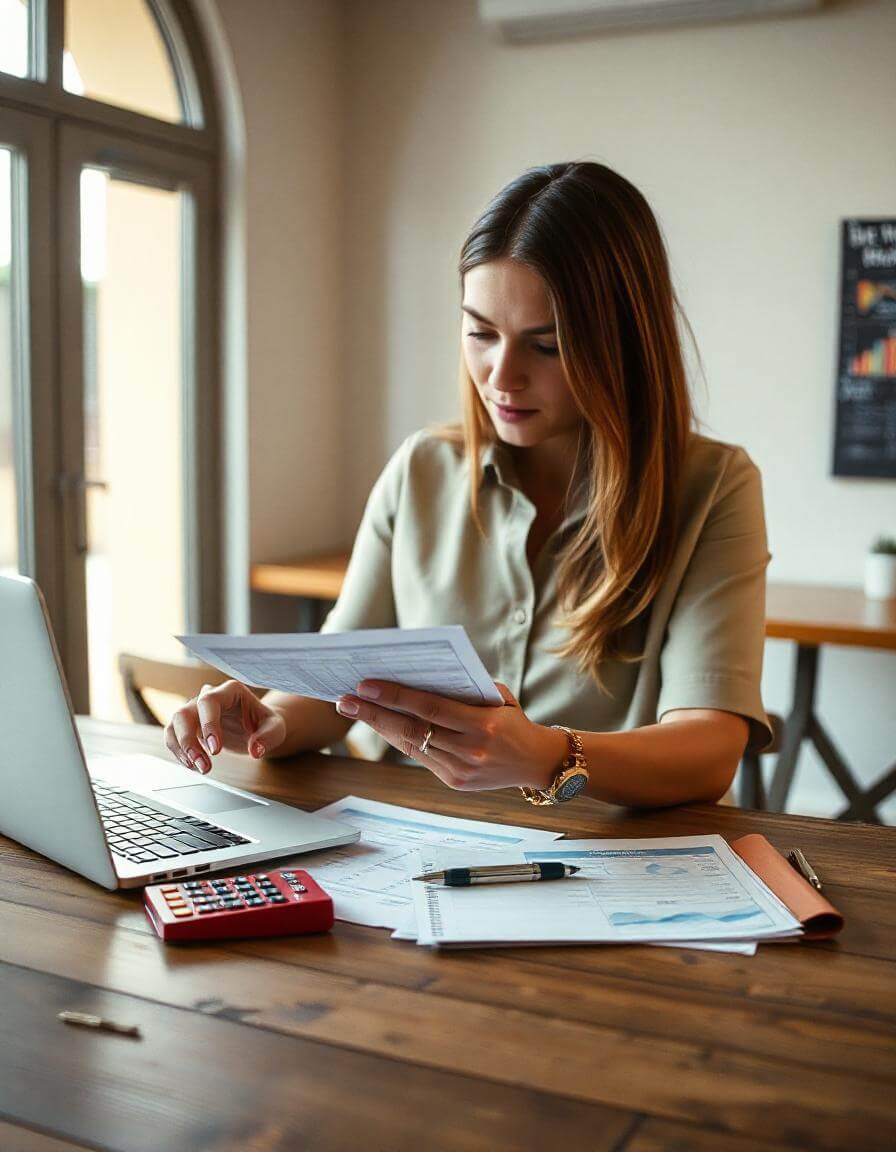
top-left (0, 573), bottom-right (360, 889)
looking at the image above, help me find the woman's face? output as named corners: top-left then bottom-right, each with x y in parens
top-left (462, 258), bottom-right (582, 452)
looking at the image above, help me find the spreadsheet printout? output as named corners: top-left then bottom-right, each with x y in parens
top-left (178, 627), bottom-right (503, 706)
top-left (296, 796), bottom-right (562, 929)
top-left (409, 837), bottom-right (802, 946)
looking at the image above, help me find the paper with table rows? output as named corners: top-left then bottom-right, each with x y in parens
top-left (408, 837), bottom-right (802, 947)
top-left (388, 899), bottom-right (758, 955)
top-left (295, 796), bottom-right (563, 929)
top-left (177, 626), bottom-right (504, 706)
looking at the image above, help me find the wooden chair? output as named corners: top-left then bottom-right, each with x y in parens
top-left (737, 712), bottom-right (784, 810)
top-left (117, 652), bottom-right (264, 727)
top-left (117, 651), bottom-right (365, 759)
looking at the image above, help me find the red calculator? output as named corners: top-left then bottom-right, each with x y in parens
top-left (143, 868), bottom-right (333, 942)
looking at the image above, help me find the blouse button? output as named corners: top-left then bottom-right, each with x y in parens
top-left (513, 608), bottom-right (527, 625)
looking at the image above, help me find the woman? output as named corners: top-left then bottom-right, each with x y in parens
top-left (166, 161), bottom-right (772, 808)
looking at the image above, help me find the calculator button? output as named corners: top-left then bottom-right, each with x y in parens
top-left (197, 906), bottom-right (218, 914)
top-left (246, 897), bottom-right (264, 906)
top-left (171, 907), bottom-right (192, 918)
top-left (269, 894), bottom-right (287, 903)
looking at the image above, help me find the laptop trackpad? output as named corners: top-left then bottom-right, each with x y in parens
top-left (152, 783), bottom-right (265, 814)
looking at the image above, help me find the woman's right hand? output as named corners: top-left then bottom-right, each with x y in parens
top-left (165, 680), bottom-right (287, 774)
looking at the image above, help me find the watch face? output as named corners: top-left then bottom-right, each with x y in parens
top-left (555, 772), bottom-right (588, 802)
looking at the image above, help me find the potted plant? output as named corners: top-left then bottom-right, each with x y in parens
top-left (865, 536), bottom-right (896, 600)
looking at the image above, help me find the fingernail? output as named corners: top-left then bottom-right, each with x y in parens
top-left (357, 682), bottom-right (380, 699)
top-left (199, 761), bottom-right (210, 775)
top-left (253, 742), bottom-right (265, 758)
top-left (206, 733), bottom-right (219, 755)
top-left (337, 697), bottom-right (359, 716)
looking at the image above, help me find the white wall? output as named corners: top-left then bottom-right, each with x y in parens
top-left (340, 0), bottom-right (896, 818)
top-left (214, 0), bottom-right (347, 566)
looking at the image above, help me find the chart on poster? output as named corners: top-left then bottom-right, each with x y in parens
top-left (833, 218), bottom-right (896, 479)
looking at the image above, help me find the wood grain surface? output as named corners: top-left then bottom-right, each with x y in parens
top-left (765, 582), bottom-right (896, 650)
top-left (1, 718), bottom-right (894, 1152)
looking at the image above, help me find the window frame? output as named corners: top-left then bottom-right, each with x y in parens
top-left (0, 0), bottom-right (222, 711)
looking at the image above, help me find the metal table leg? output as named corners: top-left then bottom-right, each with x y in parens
top-left (768, 643), bottom-right (884, 823)
top-left (296, 597), bottom-right (334, 633)
top-left (839, 761), bottom-right (896, 822)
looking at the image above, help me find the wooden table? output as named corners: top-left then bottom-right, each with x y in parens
top-left (765, 583), bottom-right (896, 822)
top-left (2, 719), bottom-right (895, 1151)
top-left (250, 551), bottom-right (350, 632)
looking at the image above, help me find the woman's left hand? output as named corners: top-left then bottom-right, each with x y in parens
top-left (335, 680), bottom-right (567, 791)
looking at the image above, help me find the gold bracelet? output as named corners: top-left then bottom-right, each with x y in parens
top-left (520, 725), bottom-right (589, 805)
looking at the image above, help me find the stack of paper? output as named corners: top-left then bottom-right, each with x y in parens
top-left (398, 838), bottom-right (803, 953)
top-left (295, 800), bottom-right (800, 957)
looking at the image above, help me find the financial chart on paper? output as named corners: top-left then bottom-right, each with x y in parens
top-left (524, 846), bottom-right (773, 930)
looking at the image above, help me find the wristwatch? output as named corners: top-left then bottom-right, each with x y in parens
top-left (520, 725), bottom-right (590, 806)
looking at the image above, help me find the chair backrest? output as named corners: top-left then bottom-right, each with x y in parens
top-left (117, 652), bottom-right (263, 726)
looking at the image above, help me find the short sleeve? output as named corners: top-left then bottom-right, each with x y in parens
top-left (319, 435), bottom-right (412, 635)
top-left (657, 447), bottom-right (773, 754)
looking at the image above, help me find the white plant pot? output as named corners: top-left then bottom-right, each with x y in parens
top-left (864, 553), bottom-right (896, 600)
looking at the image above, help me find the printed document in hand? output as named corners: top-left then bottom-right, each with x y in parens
top-left (407, 837), bottom-right (803, 947)
top-left (295, 796), bottom-right (562, 929)
top-left (177, 626), bottom-right (503, 706)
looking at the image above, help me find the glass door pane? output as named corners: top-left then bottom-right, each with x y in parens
top-left (0, 145), bottom-right (22, 575)
top-left (0, 0), bottom-right (30, 80)
top-left (64, 0), bottom-right (184, 123)
top-left (80, 167), bottom-right (186, 719)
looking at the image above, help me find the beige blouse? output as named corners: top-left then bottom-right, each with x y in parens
top-left (322, 428), bottom-right (773, 756)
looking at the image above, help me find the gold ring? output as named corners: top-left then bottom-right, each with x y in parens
top-left (419, 725), bottom-right (434, 755)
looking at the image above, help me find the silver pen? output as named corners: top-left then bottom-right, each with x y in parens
top-left (787, 848), bottom-right (823, 892)
top-left (412, 862), bottom-right (580, 886)
top-left (58, 1011), bottom-right (142, 1038)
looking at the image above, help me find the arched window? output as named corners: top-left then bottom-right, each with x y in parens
top-left (0, 0), bottom-right (222, 718)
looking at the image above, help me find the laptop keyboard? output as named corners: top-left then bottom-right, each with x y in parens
top-left (91, 778), bottom-right (251, 864)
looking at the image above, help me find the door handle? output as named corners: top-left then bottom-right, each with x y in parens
top-left (55, 473), bottom-right (110, 555)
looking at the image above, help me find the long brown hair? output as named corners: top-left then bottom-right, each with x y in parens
top-left (437, 161), bottom-right (695, 681)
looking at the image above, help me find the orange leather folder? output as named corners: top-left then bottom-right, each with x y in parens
top-left (730, 834), bottom-right (843, 940)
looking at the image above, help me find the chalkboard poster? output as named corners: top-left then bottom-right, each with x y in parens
top-left (832, 219), bottom-right (896, 478)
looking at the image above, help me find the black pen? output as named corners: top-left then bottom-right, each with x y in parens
top-left (412, 862), bottom-right (580, 886)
